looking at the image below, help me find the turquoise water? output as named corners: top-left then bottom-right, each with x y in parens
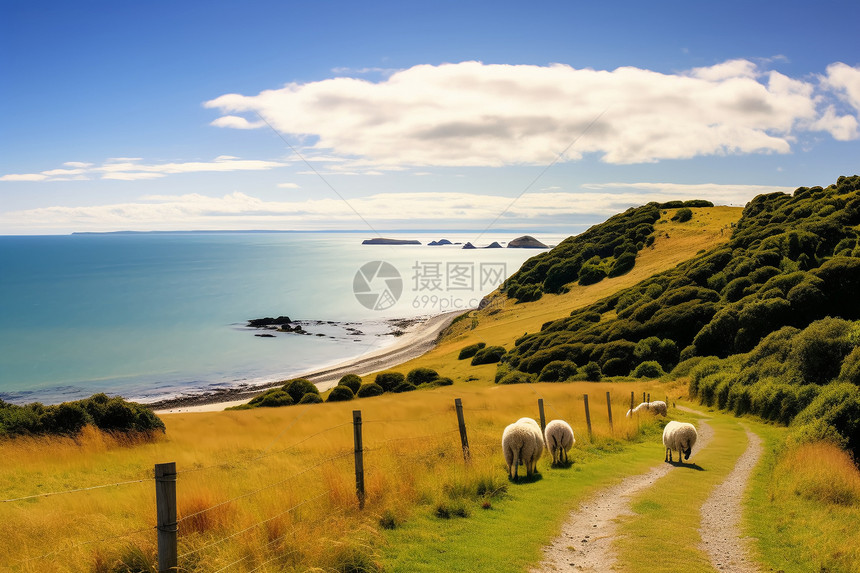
top-left (0, 232), bottom-right (562, 405)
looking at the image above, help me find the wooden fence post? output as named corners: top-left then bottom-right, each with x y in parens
top-left (606, 391), bottom-right (613, 431)
top-left (630, 391), bottom-right (634, 412)
top-left (583, 394), bottom-right (592, 437)
top-left (647, 393), bottom-right (651, 403)
top-left (352, 410), bottom-right (365, 510)
top-left (643, 391), bottom-right (646, 405)
top-left (155, 462), bottom-right (177, 573)
top-left (537, 398), bottom-right (546, 434)
top-left (454, 398), bottom-right (470, 463)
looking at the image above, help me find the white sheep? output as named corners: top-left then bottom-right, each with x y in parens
top-left (662, 421), bottom-right (698, 464)
top-left (626, 400), bottom-right (668, 418)
top-left (544, 419), bottom-right (575, 465)
top-left (516, 417), bottom-right (545, 474)
top-left (502, 422), bottom-right (541, 480)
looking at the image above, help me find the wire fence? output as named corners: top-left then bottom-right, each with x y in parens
top-left (1, 391), bottom-right (639, 571)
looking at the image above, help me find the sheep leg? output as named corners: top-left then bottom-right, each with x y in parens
top-left (511, 447), bottom-right (520, 480)
top-left (665, 447), bottom-right (671, 462)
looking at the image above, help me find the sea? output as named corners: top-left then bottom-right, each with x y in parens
top-left (0, 231), bottom-right (568, 405)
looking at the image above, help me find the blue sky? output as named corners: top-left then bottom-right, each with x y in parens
top-left (1, 0), bottom-right (859, 234)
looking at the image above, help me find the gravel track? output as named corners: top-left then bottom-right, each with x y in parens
top-left (699, 426), bottom-right (764, 572)
top-left (531, 417), bottom-right (715, 572)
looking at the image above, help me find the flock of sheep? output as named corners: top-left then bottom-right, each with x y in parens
top-left (501, 400), bottom-right (698, 480)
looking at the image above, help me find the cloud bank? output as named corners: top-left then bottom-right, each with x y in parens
top-left (206, 60), bottom-right (860, 169)
top-left (0, 183), bottom-right (794, 233)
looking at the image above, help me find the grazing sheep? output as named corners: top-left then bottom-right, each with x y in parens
top-left (544, 420), bottom-right (575, 465)
top-left (515, 417), bottom-right (545, 474)
top-left (626, 400), bottom-right (668, 418)
top-left (662, 421), bottom-right (698, 463)
top-left (502, 422), bottom-right (540, 480)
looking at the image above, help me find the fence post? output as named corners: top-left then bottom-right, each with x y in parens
top-left (647, 393), bottom-right (651, 403)
top-left (454, 398), bottom-right (470, 463)
top-left (630, 391), bottom-right (634, 412)
top-left (606, 391), bottom-right (613, 431)
top-left (155, 462), bottom-right (177, 573)
top-left (583, 394), bottom-right (592, 437)
top-left (537, 398), bottom-right (546, 434)
top-left (352, 410), bottom-right (365, 510)
top-left (643, 392), bottom-right (646, 405)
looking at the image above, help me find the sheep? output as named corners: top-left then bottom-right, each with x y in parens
top-left (516, 417), bottom-right (545, 474)
top-left (662, 421), bottom-right (698, 464)
top-left (626, 400), bottom-right (668, 418)
top-left (502, 422), bottom-right (541, 480)
top-left (544, 419), bottom-right (575, 465)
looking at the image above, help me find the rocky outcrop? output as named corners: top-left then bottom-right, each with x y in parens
top-left (428, 238), bottom-right (453, 246)
top-left (508, 235), bottom-right (549, 248)
top-left (362, 238), bottom-right (421, 245)
top-left (485, 241), bottom-right (503, 248)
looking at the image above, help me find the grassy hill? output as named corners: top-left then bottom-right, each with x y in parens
top-left (476, 175), bottom-right (860, 457)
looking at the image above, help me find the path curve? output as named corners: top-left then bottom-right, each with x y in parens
top-left (532, 417), bottom-right (715, 572)
top-left (698, 426), bottom-right (764, 572)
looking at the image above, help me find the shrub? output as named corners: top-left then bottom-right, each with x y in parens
top-left (326, 386), bottom-right (354, 402)
top-left (284, 379), bottom-right (319, 403)
top-left (583, 361), bottom-right (602, 381)
top-left (793, 382), bottom-right (860, 458)
top-left (498, 371), bottom-right (534, 385)
top-left (457, 342), bottom-right (486, 360)
top-left (788, 318), bottom-right (853, 385)
top-left (471, 346), bottom-right (506, 365)
top-left (298, 393), bottom-right (323, 404)
top-left (406, 367), bottom-right (439, 385)
top-left (672, 208), bottom-right (693, 222)
top-left (434, 377), bottom-right (454, 386)
top-left (578, 263), bottom-right (607, 286)
top-left (249, 389), bottom-right (294, 408)
top-left (538, 360), bottom-right (579, 382)
top-left (356, 383), bottom-right (384, 398)
top-left (42, 403), bottom-right (92, 435)
top-left (392, 382), bottom-right (417, 393)
top-left (633, 361), bottom-right (666, 378)
top-left (609, 252), bottom-right (636, 277)
top-left (374, 372), bottom-right (405, 392)
top-left (338, 374), bottom-right (362, 394)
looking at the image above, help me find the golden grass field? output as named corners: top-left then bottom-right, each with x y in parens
top-left (0, 381), bottom-right (669, 572)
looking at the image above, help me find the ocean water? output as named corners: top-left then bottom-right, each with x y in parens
top-left (0, 232), bottom-right (565, 405)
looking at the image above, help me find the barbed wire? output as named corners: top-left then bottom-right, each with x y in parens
top-left (10, 523), bottom-right (151, 567)
top-left (1, 476), bottom-right (152, 503)
top-left (178, 491), bottom-right (326, 559)
top-left (177, 451), bottom-right (353, 526)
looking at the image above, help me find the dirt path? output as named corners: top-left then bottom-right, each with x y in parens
top-left (699, 426), bottom-right (764, 572)
top-left (531, 417), bottom-right (715, 572)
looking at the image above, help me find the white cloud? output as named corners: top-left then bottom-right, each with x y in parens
top-left (0, 184), bottom-right (792, 233)
top-left (0, 155), bottom-right (286, 183)
top-left (62, 161), bottom-right (93, 168)
top-left (823, 62), bottom-right (860, 113)
top-left (277, 182), bottom-right (300, 188)
top-left (205, 60), bottom-right (857, 170)
top-left (210, 115), bottom-right (264, 129)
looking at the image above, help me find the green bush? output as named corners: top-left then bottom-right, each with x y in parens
top-left (434, 377), bottom-right (454, 386)
top-left (609, 252), bottom-right (637, 277)
top-left (471, 346), bottom-right (506, 365)
top-left (578, 263), bottom-right (607, 286)
top-left (374, 372), bottom-right (405, 392)
top-left (583, 361), bottom-right (602, 381)
top-left (406, 367), bottom-right (439, 385)
top-left (671, 207), bottom-right (693, 222)
top-left (249, 389), bottom-right (294, 408)
top-left (498, 371), bottom-right (534, 385)
top-left (633, 361), bottom-right (666, 378)
top-left (538, 360), bottom-right (579, 382)
top-left (793, 383), bottom-right (860, 458)
top-left (298, 393), bottom-right (323, 404)
top-left (392, 382), bottom-right (417, 393)
top-left (356, 383), bottom-right (384, 398)
top-left (457, 342), bottom-right (486, 360)
top-left (338, 374), bottom-right (362, 394)
top-left (284, 379), bottom-right (319, 403)
top-left (326, 386), bottom-right (354, 402)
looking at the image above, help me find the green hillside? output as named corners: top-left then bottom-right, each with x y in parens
top-left (497, 175), bottom-right (860, 456)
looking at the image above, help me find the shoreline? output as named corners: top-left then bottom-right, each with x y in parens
top-left (151, 310), bottom-right (464, 414)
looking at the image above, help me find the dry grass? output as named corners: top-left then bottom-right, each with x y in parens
top-left (0, 381), bottom-right (668, 572)
top-left (775, 441), bottom-right (860, 506)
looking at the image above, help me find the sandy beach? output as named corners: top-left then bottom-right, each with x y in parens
top-left (153, 310), bottom-right (463, 414)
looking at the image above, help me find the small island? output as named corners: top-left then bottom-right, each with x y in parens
top-left (362, 238), bottom-right (422, 245)
top-left (508, 235), bottom-right (549, 248)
